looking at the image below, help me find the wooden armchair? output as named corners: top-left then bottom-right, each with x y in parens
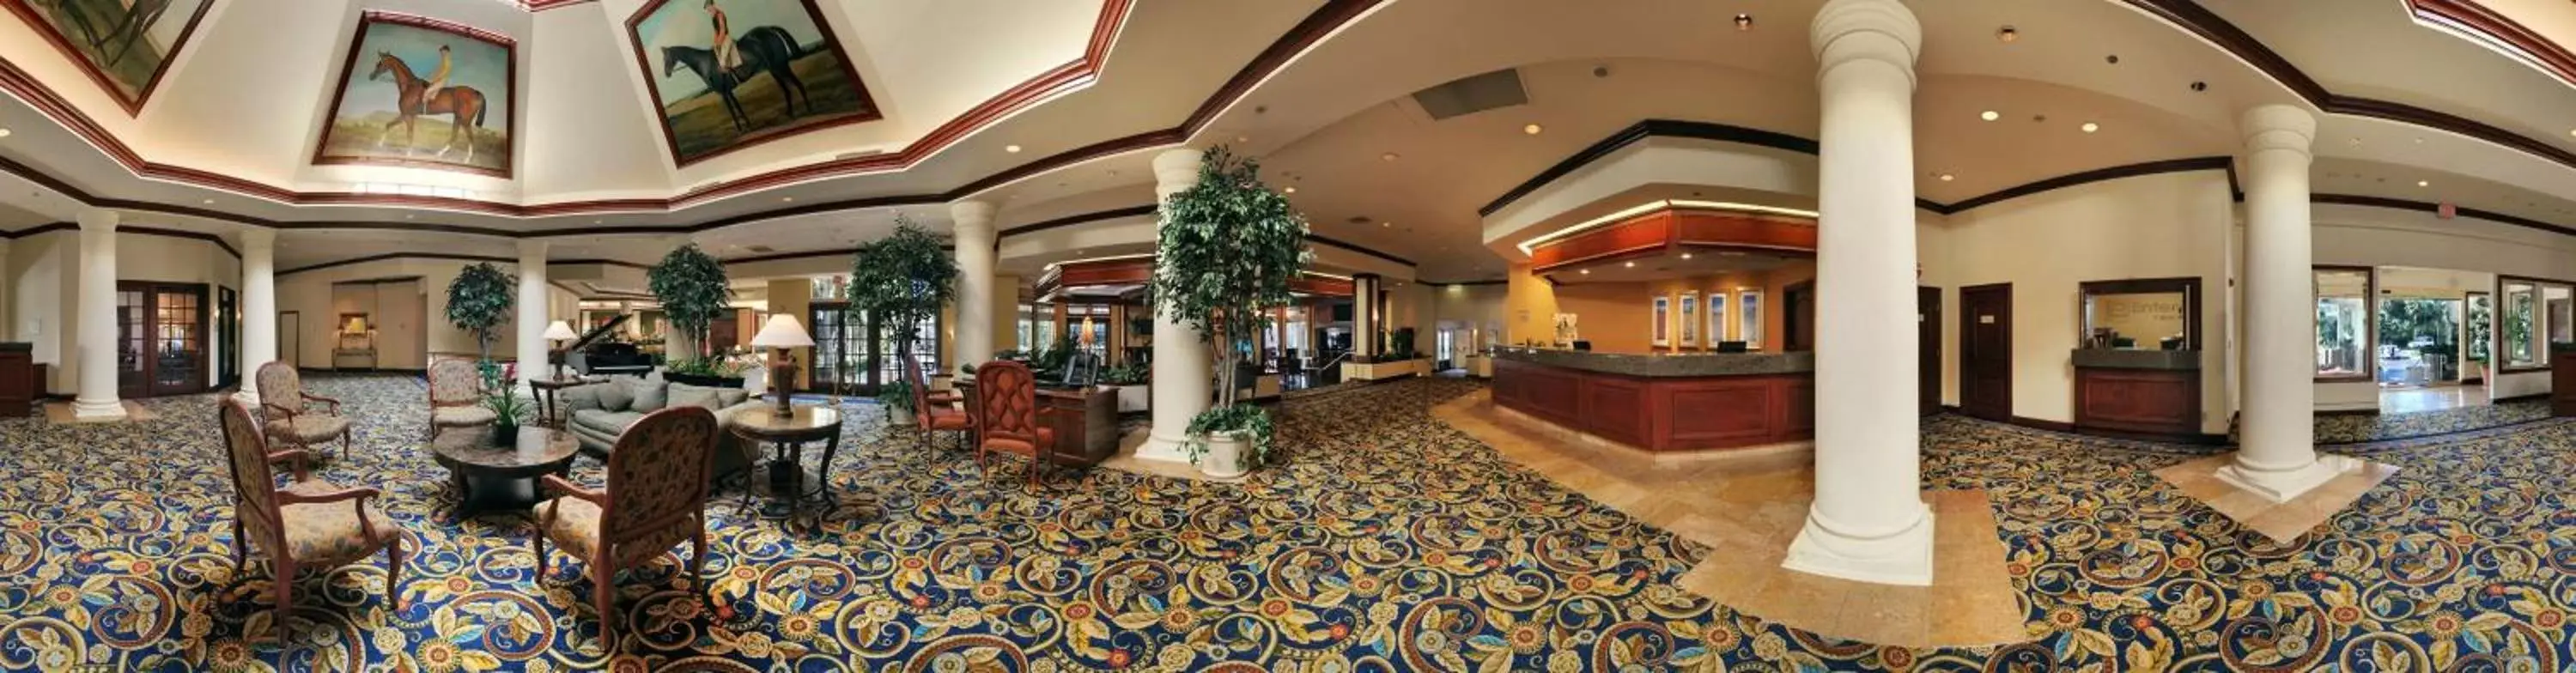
top-left (216, 397), bottom-right (404, 640)
top-left (908, 360), bottom-right (972, 451)
top-left (532, 406), bottom-right (723, 645)
top-left (427, 358), bottom-right (497, 440)
top-left (256, 361), bottom-right (353, 459)
top-left (971, 360), bottom-right (1072, 487)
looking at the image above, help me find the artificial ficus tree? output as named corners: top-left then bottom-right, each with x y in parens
top-left (1151, 146), bottom-right (1312, 468)
top-left (848, 215), bottom-right (957, 392)
top-left (444, 262), bottom-right (515, 361)
top-left (647, 242), bottom-right (732, 361)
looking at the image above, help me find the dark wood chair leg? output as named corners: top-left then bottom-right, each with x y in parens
top-left (592, 565), bottom-right (616, 649)
top-left (385, 537), bottom-right (404, 610)
top-left (532, 533), bottom-right (549, 581)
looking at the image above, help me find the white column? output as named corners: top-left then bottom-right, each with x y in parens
top-left (2215, 104), bottom-right (2349, 501)
top-left (71, 209), bottom-right (125, 420)
top-left (1352, 274), bottom-right (1382, 358)
top-left (1784, 0), bottom-right (1930, 585)
top-left (952, 200), bottom-right (999, 370)
top-left (1139, 148), bottom-right (1211, 463)
top-left (236, 228), bottom-right (276, 403)
top-left (516, 239), bottom-right (549, 387)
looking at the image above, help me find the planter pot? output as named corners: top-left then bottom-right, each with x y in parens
top-left (886, 407), bottom-right (917, 427)
top-left (1198, 432), bottom-right (1249, 480)
top-left (665, 373), bottom-right (745, 388)
top-left (1115, 385), bottom-right (1151, 413)
top-left (493, 425), bottom-right (519, 448)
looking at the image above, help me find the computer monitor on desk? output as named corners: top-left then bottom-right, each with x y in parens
top-left (1570, 340), bottom-right (1591, 351)
top-left (1716, 341), bottom-right (1749, 353)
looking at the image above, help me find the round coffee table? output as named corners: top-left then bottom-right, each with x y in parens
top-left (728, 405), bottom-right (845, 525)
top-left (429, 426), bottom-right (581, 519)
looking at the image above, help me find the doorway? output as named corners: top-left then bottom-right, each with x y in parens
top-left (1958, 283), bottom-right (2013, 421)
top-left (116, 282), bottom-right (210, 397)
top-left (808, 302), bottom-right (945, 395)
top-left (1783, 281), bottom-right (1816, 352)
top-left (1919, 286), bottom-right (1941, 415)
top-left (280, 312), bottom-right (301, 369)
top-left (217, 286), bottom-right (239, 388)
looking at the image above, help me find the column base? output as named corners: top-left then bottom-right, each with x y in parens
top-left (1135, 429), bottom-right (1194, 464)
top-left (71, 397), bottom-right (126, 420)
top-left (1782, 501), bottom-right (1936, 586)
top-left (231, 389), bottom-right (260, 407)
top-left (2213, 453), bottom-right (2357, 504)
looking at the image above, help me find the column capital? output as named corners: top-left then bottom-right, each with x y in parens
top-left (1151, 148), bottom-right (1206, 200)
top-left (2239, 104), bottom-right (2317, 156)
top-left (1810, 0), bottom-right (1921, 88)
top-left (238, 227), bottom-right (275, 250)
top-left (950, 200), bottom-right (999, 234)
top-left (517, 239), bottom-right (549, 258)
top-left (76, 209), bottom-right (118, 233)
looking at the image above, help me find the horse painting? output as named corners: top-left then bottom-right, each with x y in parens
top-left (661, 25), bottom-right (810, 134)
top-left (367, 51), bottom-right (489, 164)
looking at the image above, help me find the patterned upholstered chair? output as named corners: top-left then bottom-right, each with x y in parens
top-left (256, 361), bottom-right (354, 459)
top-left (970, 360), bottom-right (1070, 487)
top-left (427, 358), bottom-right (496, 440)
top-left (531, 406), bottom-right (723, 643)
top-left (908, 360), bottom-right (972, 452)
top-left (216, 397), bottom-right (404, 640)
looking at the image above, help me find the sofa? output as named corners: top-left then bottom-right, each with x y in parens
top-left (556, 376), bottom-right (769, 476)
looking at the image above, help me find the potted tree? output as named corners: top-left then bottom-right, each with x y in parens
top-left (848, 215), bottom-right (957, 424)
top-left (647, 243), bottom-right (739, 387)
top-left (446, 262), bottom-right (516, 390)
top-left (1154, 147), bottom-right (1310, 478)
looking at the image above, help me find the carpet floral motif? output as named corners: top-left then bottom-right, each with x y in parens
top-left (0, 374), bottom-right (2570, 670)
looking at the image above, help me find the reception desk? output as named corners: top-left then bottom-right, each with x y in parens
top-left (1491, 349), bottom-right (1814, 451)
top-left (2071, 349), bottom-right (2201, 440)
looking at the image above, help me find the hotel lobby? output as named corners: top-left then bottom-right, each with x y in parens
top-left (9, 0), bottom-right (2576, 670)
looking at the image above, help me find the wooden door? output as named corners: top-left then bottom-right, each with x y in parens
top-left (117, 282), bottom-right (210, 397)
top-left (1958, 283), bottom-right (2013, 421)
top-left (1784, 281), bottom-right (1816, 352)
top-left (1919, 286), bottom-right (1941, 415)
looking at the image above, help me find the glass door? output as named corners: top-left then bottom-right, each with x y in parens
top-left (808, 302), bottom-right (866, 396)
top-left (115, 282), bottom-right (210, 397)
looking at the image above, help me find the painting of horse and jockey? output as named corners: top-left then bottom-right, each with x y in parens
top-left (0, 0), bottom-right (216, 112)
top-left (628, 0), bottom-right (878, 166)
top-left (313, 13), bottom-right (514, 176)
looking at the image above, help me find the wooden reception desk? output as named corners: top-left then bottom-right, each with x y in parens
top-left (2071, 349), bottom-right (2201, 440)
top-left (1491, 349), bottom-right (1814, 452)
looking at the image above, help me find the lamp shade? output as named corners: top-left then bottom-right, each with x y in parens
top-left (750, 315), bottom-right (815, 349)
top-left (342, 316), bottom-right (368, 333)
top-left (542, 320), bottom-right (580, 342)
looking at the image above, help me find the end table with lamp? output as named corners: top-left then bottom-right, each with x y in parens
top-left (527, 319), bottom-right (589, 428)
top-left (750, 314), bottom-right (814, 418)
top-left (741, 315), bottom-right (841, 525)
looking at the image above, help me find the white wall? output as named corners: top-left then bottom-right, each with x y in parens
top-left (1, 231), bottom-right (235, 393)
top-left (1923, 170), bottom-right (2236, 434)
top-left (278, 258), bottom-right (577, 369)
top-left (2312, 204), bottom-right (2576, 403)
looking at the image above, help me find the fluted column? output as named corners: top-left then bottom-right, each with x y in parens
top-left (72, 209), bottom-right (125, 420)
top-left (952, 200), bottom-right (999, 370)
top-left (1783, 0), bottom-right (1931, 585)
top-left (1138, 148), bottom-right (1211, 463)
top-left (2215, 104), bottom-right (2351, 501)
top-left (516, 239), bottom-right (549, 387)
top-left (237, 228), bottom-right (276, 403)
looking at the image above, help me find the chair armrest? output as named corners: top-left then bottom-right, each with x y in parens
top-left (260, 403), bottom-right (299, 421)
top-left (302, 393), bottom-right (343, 414)
top-left (276, 485), bottom-right (380, 506)
top-left (540, 475), bottom-right (607, 505)
top-left (266, 449), bottom-right (314, 481)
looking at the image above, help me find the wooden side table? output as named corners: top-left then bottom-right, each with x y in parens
top-left (728, 405), bottom-right (845, 527)
top-left (526, 377), bottom-right (596, 428)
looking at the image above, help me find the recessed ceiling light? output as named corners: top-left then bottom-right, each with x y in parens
top-left (781, 197), bottom-right (795, 202)
top-left (1523, 124), bottom-right (1543, 135)
top-left (1284, 186), bottom-right (1297, 194)
top-left (1979, 111), bottom-right (2000, 122)
top-left (1579, 269), bottom-right (1590, 275)
top-left (405, 215), bottom-right (415, 220)
top-left (1938, 173), bottom-right (1955, 181)
top-left (0, 128), bottom-right (11, 138)
top-left (1382, 221), bottom-right (1391, 227)
top-left (2080, 122), bottom-right (2099, 133)
top-left (1005, 144), bottom-right (1022, 154)
top-left (201, 199), bottom-right (214, 204)
top-left (1997, 26), bottom-right (2018, 43)
top-left (1380, 152), bottom-right (1400, 161)
top-left (1623, 261), bottom-right (1635, 268)
top-left (1734, 14), bottom-right (1753, 30)
top-left (1680, 252), bottom-right (1694, 259)
top-left (2417, 180), bottom-right (2430, 187)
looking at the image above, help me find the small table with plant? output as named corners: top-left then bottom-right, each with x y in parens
top-left (727, 404), bottom-right (845, 526)
top-left (429, 425), bottom-right (580, 519)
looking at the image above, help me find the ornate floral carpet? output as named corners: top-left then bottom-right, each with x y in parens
top-left (3, 374), bottom-right (2573, 670)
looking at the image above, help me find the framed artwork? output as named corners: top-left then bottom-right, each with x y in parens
top-left (626, 0), bottom-right (880, 167)
top-left (1739, 290), bottom-right (1765, 349)
top-left (0, 0), bottom-right (215, 114)
top-left (1652, 295), bottom-right (1671, 347)
top-left (1552, 312), bottom-right (1578, 346)
top-left (313, 12), bottom-right (516, 176)
top-left (1679, 291), bottom-right (1698, 347)
top-left (1707, 292), bottom-right (1728, 343)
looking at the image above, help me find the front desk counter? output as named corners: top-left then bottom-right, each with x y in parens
top-left (1489, 348), bottom-right (1814, 452)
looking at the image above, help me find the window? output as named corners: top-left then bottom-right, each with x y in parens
top-left (1738, 290), bottom-right (1765, 349)
top-left (1707, 293), bottom-right (1728, 343)
top-left (2503, 280), bottom-right (2539, 368)
top-left (2315, 268), bottom-right (2372, 378)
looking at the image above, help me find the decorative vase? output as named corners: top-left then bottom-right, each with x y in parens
top-left (1199, 431), bottom-right (1249, 480)
top-left (493, 423), bottom-right (518, 447)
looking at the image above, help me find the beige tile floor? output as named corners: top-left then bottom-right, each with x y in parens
top-left (2152, 453), bottom-right (2397, 543)
top-left (41, 399), bottom-right (158, 424)
top-left (1432, 392), bottom-right (2030, 648)
top-left (2381, 384), bottom-right (2490, 414)
top-left (1097, 427), bottom-right (1246, 483)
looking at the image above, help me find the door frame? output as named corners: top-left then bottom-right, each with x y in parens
top-left (279, 312), bottom-right (301, 370)
top-left (1783, 280), bottom-right (1816, 352)
top-left (1959, 282), bottom-right (2014, 421)
top-left (1919, 286), bottom-right (1941, 415)
top-left (116, 282), bottom-right (212, 397)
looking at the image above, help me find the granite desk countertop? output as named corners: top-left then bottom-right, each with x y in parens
top-left (2070, 348), bottom-right (2200, 370)
top-left (1492, 348), bottom-right (1814, 377)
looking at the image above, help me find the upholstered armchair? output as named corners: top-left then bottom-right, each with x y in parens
top-left (531, 406), bottom-right (723, 643)
top-left (216, 397), bottom-right (404, 640)
top-left (427, 358), bottom-right (497, 440)
top-left (908, 360), bottom-right (971, 452)
top-left (970, 360), bottom-right (1070, 487)
top-left (256, 361), bottom-right (354, 459)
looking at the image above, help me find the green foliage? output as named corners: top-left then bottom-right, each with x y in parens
top-left (1034, 331), bottom-right (1078, 379)
top-left (476, 360), bottom-right (532, 427)
top-left (1387, 327), bottom-right (1419, 361)
top-left (1184, 403), bottom-right (1275, 469)
top-left (444, 263), bottom-right (515, 360)
top-left (2506, 291), bottom-right (2537, 363)
top-left (2467, 294), bottom-right (2493, 362)
top-left (2379, 298), bottom-right (2461, 380)
top-left (665, 353), bottom-right (750, 379)
top-left (1099, 361), bottom-right (1149, 385)
top-left (848, 215), bottom-right (957, 379)
top-left (1151, 146), bottom-right (1312, 418)
top-left (647, 243), bottom-right (732, 359)
top-left (878, 379), bottom-right (916, 413)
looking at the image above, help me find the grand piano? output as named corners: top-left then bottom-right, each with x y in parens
top-left (561, 314), bottom-right (657, 377)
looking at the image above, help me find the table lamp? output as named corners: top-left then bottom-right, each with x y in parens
top-left (542, 320), bottom-right (580, 380)
top-left (750, 314), bottom-right (815, 417)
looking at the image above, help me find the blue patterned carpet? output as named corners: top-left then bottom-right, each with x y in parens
top-left (3, 373), bottom-right (2574, 670)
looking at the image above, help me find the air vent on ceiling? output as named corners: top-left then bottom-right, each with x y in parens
top-left (745, 245), bottom-right (775, 253)
top-left (1412, 69), bottom-right (1528, 121)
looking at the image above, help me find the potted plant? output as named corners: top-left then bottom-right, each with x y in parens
top-left (664, 349), bottom-right (752, 388)
top-left (878, 379), bottom-right (918, 426)
top-left (477, 361), bottom-right (533, 446)
top-left (647, 243), bottom-right (734, 385)
top-left (445, 263), bottom-right (514, 361)
top-left (1100, 361), bottom-right (1151, 413)
top-left (1153, 147), bottom-right (1311, 478)
top-left (848, 215), bottom-right (958, 397)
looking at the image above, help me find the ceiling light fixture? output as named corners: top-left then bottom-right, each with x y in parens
top-left (1234, 136), bottom-right (1249, 143)
top-left (201, 198), bottom-right (214, 204)
top-left (1579, 269), bottom-right (1590, 275)
top-left (1382, 221), bottom-right (1391, 227)
top-left (1623, 261), bottom-right (1636, 268)
top-left (1734, 14), bottom-right (1753, 30)
top-left (1938, 173), bottom-right (1955, 181)
top-left (2080, 122), bottom-right (2099, 133)
top-left (781, 197), bottom-right (795, 202)
top-left (1284, 186), bottom-right (1297, 194)
top-left (0, 128), bottom-right (11, 138)
top-left (2417, 180), bottom-right (2430, 187)
top-left (1523, 124), bottom-right (1543, 135)
top-left (1005, 144), bottom-right (1022, 154)
top-left (1680, 252), bottom-right (1694, 259)
top-left (1380, 152), bottom-right (1400, 161)
top-left (1997, 26), bottom-right (2018, 42)
top-left (1980, 111), bottom-right (2000, 122)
